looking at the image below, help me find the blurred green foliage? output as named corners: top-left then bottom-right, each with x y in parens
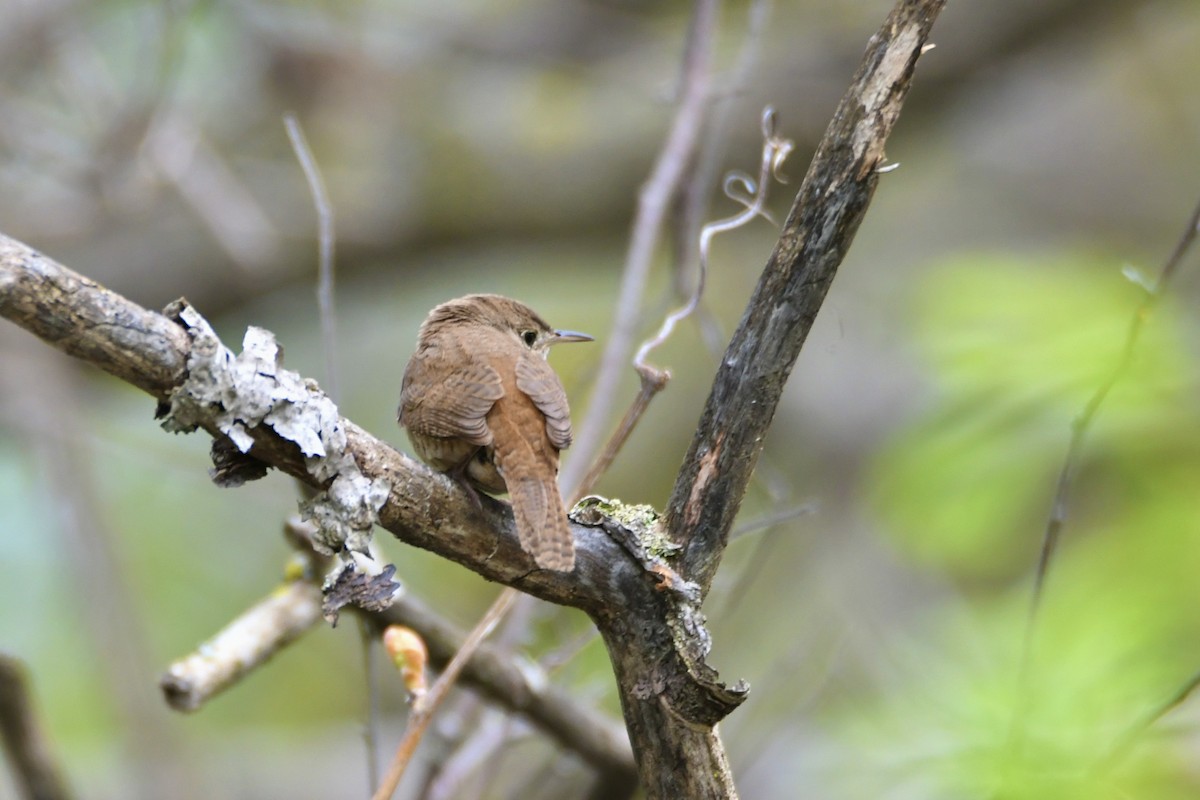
top-left (872, 252), bottom-right (1195, 581)
top-left (847, 252), bottom-right (1200, 798)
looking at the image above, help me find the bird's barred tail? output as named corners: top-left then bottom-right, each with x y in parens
top-left (509, 476), bottom-right (575, 572)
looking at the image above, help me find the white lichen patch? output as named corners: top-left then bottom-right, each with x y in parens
top-left (162, 301), bottom-right (391, 559)
top-left (300, 472), bottom-right (391, 555)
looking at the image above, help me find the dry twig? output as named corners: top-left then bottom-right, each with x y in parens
top-left (1028, 196), bottom-right (1200, 616)
top-left (1002, 195), bottom-right (1200, 777)
top-left (372, 589), bottom-right (517, 800)
top-left (575, 109), bottom-right (793, 497)
top-left (283, 113), bottom-right (339, 401)
top-left (560, 0), bottom-right (720, 497)
top-left (0, 655), bottom-right (73, 800)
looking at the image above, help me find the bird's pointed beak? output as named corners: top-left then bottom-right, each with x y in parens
top-left (551, 329), bottom-right (594, 345)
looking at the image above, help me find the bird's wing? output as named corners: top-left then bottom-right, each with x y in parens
top-left (515, 352), bottom-right (573, 450)
top-left (400, 352), bottom-right (503, 446)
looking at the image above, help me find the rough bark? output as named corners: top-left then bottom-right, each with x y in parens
top-left (666, 0), bottom-right (947, 597)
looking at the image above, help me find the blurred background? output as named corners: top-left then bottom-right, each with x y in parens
top-left (2, 0), bottom-right (1199, 797)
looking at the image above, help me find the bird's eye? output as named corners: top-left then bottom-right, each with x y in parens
top-left (522, 330), bottom-right (538, 347)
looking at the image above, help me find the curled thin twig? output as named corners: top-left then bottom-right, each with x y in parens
top-left (635, 107), bottom-right (793, 372)
top-left (574, 111), bottom-right (792, 502)
top-left (674, 0), bottom-right (776, 358)
top-left (559, 0), bottom-right (720, 499)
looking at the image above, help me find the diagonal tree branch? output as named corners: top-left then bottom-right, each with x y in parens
top-left (664, 0), bottom-right (947, 596)
top-left (0, 245), bottom-right (190, 395)
top-left (0, 233), bottom-right (620, 609)
top-left (0, 233), bottom-right (737, 797)
top-left (154, 516), bottom-right (635, 782)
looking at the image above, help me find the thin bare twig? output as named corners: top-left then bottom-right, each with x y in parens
top-left (371, 593), bottom-right (634, 777)
top-left (424, 711), bottom-right (519, 800)
top-left (636, 107), bottom-right (792, 371)
top-left (1028, 196), bottom-right (1200, 617)
top-left (372, 589), bottom-right (518, 800)
top-left (571, 369), bottom-right (670, 505)
top-left (730, 501), bottom-right (815, 540)
top-left (160, 581), bottom-right (324, 711)
top-left (1094, 666), bottom-right (1200, 776)
top-left (1001, 196), bottom-right (1200, 777)
top-left (359, 613), bottom-right (382, 789)
top-left (559, 0), bottom-right (720, 499)
top-left (576, 110), bottom-right (792, 497)
top-left (284, 114), bottom-right (377, 785)
top-left (0, 655), bottom-right (73, 800)
top-left (674, 0), bottom-right (775, 302)
top-left (283, 113), bottom-right (339, 402)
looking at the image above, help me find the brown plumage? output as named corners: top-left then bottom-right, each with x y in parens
top-left (398, 294), bottom-right (592, 572)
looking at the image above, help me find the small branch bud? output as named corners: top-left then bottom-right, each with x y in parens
top-left (383, 626), bottom-right (429, 703)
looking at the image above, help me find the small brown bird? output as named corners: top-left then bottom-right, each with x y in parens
top-left (398, 294), bottom-right (592, 572)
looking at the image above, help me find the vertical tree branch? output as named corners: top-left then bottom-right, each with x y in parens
top-left (665, 0), bottom-right (947, 595)
top-left (595, 629), bottom-right (740, 799)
